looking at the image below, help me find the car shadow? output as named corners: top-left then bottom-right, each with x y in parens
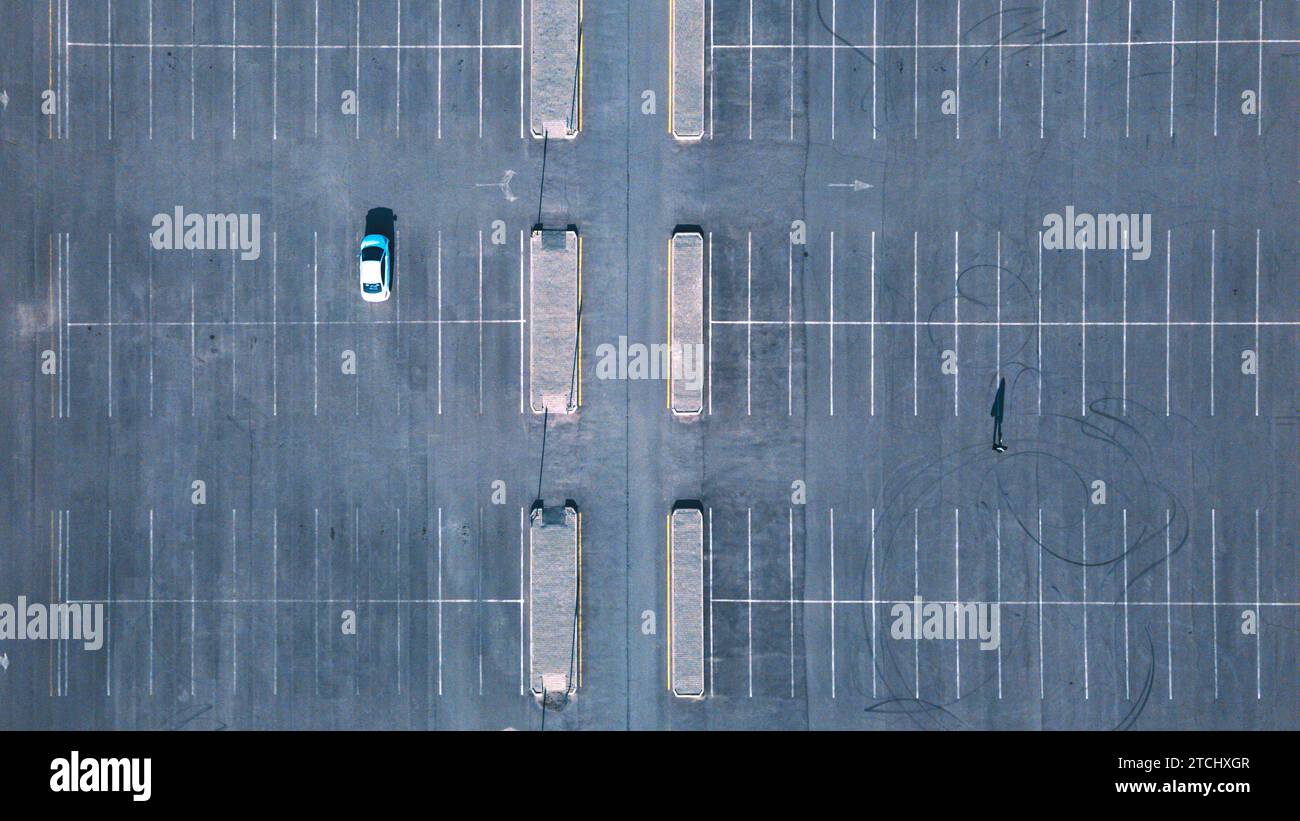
top-left (365, 207), bottom-right (397, 293)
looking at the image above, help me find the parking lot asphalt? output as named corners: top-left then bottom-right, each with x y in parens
top-left (0, 0), bottom-right (1295, 730)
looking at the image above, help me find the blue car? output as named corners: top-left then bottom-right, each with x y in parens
top-left (358, 234), bottom-right (391, 302)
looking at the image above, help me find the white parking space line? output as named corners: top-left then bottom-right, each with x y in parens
top-left (1039, 0), bottom-right (1046, 139)
top-left (190, 0), bottom-right (196, 139)
top-left (1037, 236), bottom-right (1042, 413)
top-left (62, 0), bottom-right (70, 140)
top-left (829, 0), bottom-right (836, 141)
top-left (273, 0), bottom-right (278, 139)
top-left (437, 230), bottom-right (443, 413)
top-left (1211, 508), bottom-right (1219, 700)
top-left (996, 0), bottom-right (1002, 136)
top-left (1213, 0), bottom-right (1220, 135)
top-left (1037, 508), bottom-right (1043, 699)
top-left (746, 232), bottom-right (752, 416)
top-left (995, 509), bottom-right (1002, 698)
top-left (190, 273), bottom-right (196, 416)
top-left (314, 508), bottom-right (319, 695)
top-left (395, 0), bottom-right (401, 136)
top-left (355, 0), bottom-right (360, 140)
top-left (1169, 0), bottom-right (1176, 138)
top-left (1255, 509), bottom-right (1261, 698)
top-left (1254, 230), bottom-right (1260, 416)
top-left (108, 0), bottom-right (114, 139)
top-left (107, 235), bottom-right (113, 416)
top-left (829, 507), bottom-right (835, 699)
top-left (1257, 1), bottom-right (1264, 135)
top-left (1170, 231), bottom-right (1180, 415)
top-left (479, 0), bottom-right (484, 139)
top-left (995, 231), bottom-right (1001, 384)
top-left (1122, 236), bottom-right (1128, 413)
top-left (514, 229), bottom-right (520, 413)
top-left (272, 232), bottom-right (278, 416)
top-left (953, 508), bottom-right (960, 697)
top-left (1210, 230), bottom-right (1215, 416)
top-left (148, 509), bottom-right (155, 696)
top-left (828, 232), bottom-right (834, 416)
top-left (1123, 509), bottom-right (1130, 700)
top-left (953, 231), bottom-right (958, 416)
top-left (1082, 0), bottom-right (1088, 138)
top-left (912, 0), bottom-right (918, 140)
top-left (272, 510), bottom-right (278, 694)
top-left (870, 507), bottom-right (876, 698)
top-left (786, 239), bottom-right (792, 415)
top-left (479, 231), bottom-right (484, 413)
top-left (514, 0), bottom-right (520, 138)
top-left (746, 507), bottom-right (752, 697)
top-left (954, 0), bottom-right (960, 140)
top-left (315, 0), bottom-right (320, 136)
top-left (913, 508), bottom-right (919, 697)
top-left (106, 511), bottom-right (112, 697)
top-left (708, 507), bottom-right (714, 695)
top-left (396, 508), bottom-right (402, 693)
top-left (787, 508), bottom-right (794, 697)
top-left (1081, 248), bottom-right (1086, 416)
top-left (232, 0), bottom-right (237, 140)
top-left (230, 508), bottom-right (236, 693)
top-left (1166, 509), bottom-right (1173, 699)
top-left (437, 0), bottom-right (442, 139)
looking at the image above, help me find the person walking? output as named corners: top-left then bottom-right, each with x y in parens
top-left (990, 377), bottom-right (1007, 452)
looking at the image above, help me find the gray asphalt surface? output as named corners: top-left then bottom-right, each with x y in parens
top-left (0, 0), bottom-right (1295, 730)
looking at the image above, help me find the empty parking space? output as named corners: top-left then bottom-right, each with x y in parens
top-left (697, 0), bottom-right (1297, 143)
top-left (62, 0), bottom-right (528, 142)
top-left (699, 225), bottom-right (1297, 420)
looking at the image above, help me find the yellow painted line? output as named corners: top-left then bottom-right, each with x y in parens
top-left (666, 513), bottom-right (672, 689)
top-left (666, 237), bottom-right (672, 408)
top-left (577, 235), bottom-right (583, 408)
top-left (667, 0), bottom-right (674, 135)
top-left (49, 235), bottom-right (55, 417)
top-left (49, 510), bottom-right (55, 696)
top-left (578, 1), bottom-right (584, 134)
top-left (48, 1), bottom-right (53, 140)
top-left (577, 511), bottom-right (583, 687)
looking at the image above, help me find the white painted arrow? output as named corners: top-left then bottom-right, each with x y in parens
top-left (475, 169), bottom-right (518, 202)
top-left (827, 179), bottom-right (873, 191)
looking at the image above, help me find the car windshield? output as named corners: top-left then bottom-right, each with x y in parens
top-left (361, 246), bottom-right (385, 262)
top-left (363, 283), bottom-right (382, 293)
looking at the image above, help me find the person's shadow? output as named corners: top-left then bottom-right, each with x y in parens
top-left (364, 207), bottom-right (397, 290)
